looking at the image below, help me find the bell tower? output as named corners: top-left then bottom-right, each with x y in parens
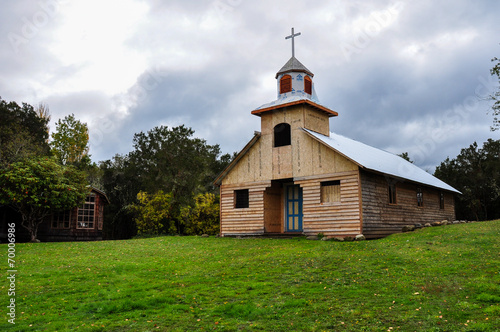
top-left (251, 28), bottom-right (338, 137)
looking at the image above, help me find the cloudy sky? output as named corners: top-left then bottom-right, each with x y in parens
top-left (1, 0), bottom-right (499, 171)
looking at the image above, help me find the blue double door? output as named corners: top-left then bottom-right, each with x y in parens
top-left (285, 184), bottom-right (303, 232)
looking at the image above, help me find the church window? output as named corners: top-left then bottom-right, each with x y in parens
top-left (280, 75), bottom-right (292, 94)
top-left (388, 183), bottom-right (397, 204)
top-left (304, 76), bottom-right (312, 95)
top-left (274, 123), bottom-right (291, 147)
top-left (439, 192), bottom-right (445, 210)
top-left (235, 189), bottom-right (249, 209)
top-left (321, 181), bottom-right (341, 203)
top-left (417, 188), bottom-right (424, 207)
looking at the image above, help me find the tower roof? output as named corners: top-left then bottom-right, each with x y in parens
top-left (275, 56), bottom-right (314, 78)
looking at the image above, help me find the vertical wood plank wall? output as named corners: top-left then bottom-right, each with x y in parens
top-left (360, 171), bottom-right (456, 238)
top-left (296, 170), bottom-right (362, 237)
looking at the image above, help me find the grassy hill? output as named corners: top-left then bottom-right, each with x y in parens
top-left (2, 220), bottom-right (499, 331)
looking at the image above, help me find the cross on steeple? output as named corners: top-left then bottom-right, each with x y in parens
top-left (285, 27), bottom-right (301, 58)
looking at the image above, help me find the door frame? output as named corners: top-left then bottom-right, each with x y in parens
top-left (284, 183), bottom-right (303, 232)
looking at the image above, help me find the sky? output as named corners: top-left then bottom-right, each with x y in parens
top-left (1, 0), bottom-right (499, 172)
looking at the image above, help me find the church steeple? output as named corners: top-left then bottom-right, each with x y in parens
top-left (274, 28), bottom-right (318, 102)
top-left (252, 28), bottom-right (337, 122)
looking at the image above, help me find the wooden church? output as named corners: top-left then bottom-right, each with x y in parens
top-left (214, 29), bottom-right (459, 239)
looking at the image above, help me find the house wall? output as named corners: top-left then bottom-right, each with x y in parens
top-left (220, 107), bottom-right (361, 236)
top-left (38, 192), bottom-right (105, 242)
top-left (220, 181), bottom-right (271, 235)
top-left (360, 171), bottom-right (456, 238)
top-left (295, 170), bottom-right (362, 238)
top-left (222, 104), bottom-right (354, 185)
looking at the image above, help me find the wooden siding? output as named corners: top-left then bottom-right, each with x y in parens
top-left (296, 171), bottom-right (362, 237)
top-left (220, 181), bottom-right (271, 235)
top-left (360, 170), bottom-right (456, 239)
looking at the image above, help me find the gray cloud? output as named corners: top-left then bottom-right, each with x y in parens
top-left (0, 0), bottom-right (498, 170)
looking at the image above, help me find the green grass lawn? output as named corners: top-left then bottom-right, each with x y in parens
top-left (1, 220), bottom-right (499, 331)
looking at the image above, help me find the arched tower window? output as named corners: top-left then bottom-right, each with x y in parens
top-left (304, 76), bottom-right (312, 95)
top-left (274, 123), bottom-right (291, 147)
top-left (280, 75), bottom-right (292, 94)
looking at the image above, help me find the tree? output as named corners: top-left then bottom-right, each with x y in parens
top-left (181, 193), bottom-right (220, 235)
top-left (98, 125), bottom-right (232, 239)
top-left (99, 154), bottom-right (141, 239)
top-left (397, 152), bottom-right (413, 163)
top-left (434, 139), bottom-right (500, 220)
top-left (35, 102), bottom-right (51, 142)
top-left (131, 190), bottom-right (175, 235)
top-left (0, 157), bottom-right (89, 241)
top-left (0, 97), bottom-right (50, 167)
top-left (490, 56), bottom-right (500, 131)
top-left (128, 125), bottom-right (229, 232)
top-left (51, 114), bottom-right (90, 166)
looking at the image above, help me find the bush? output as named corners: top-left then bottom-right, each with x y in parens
top-left (182, 193), bottom-right (220, 235)
top-left (131, 191), bottom-right (176, 235)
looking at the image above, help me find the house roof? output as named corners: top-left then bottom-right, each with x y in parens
top-left (90, 187), bottom-right (110, 204)
top-left (302, 128), bottom-right (461, 194)
top-left (276, 56), bottom-right (314, 78)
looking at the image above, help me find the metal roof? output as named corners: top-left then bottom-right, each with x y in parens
top-left (303, 128), bottom-right (461, 193)
top-left (276, 56), bottom-right (314, 78)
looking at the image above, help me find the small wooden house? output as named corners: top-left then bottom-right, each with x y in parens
top-left (0, 187), bottom-right (109, 242)
top-left (214, 51), bottom-right (459, 239)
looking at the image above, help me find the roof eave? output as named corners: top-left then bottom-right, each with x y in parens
top-left (252, 99), bottom-right (338, 117)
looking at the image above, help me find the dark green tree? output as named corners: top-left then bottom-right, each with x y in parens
top-left (0, 157), bottom-right (89, 241)
top-left (397, 152), bottom-right (413, 163)
top-left (98, 125), bottom-right (232, 239)
top-left (434, 139), bottom-right (500, 220)
top-left (99, 154), bottom-right (140, 239)
top-left (128, 125), bottom-right (229, 233)
top-left (0, 97), bottom-right (50, 167)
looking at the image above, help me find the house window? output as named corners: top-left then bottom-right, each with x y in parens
top-left (77, 194), bottom-right (95, 229)
top-left (439, 192), bottom-right (445, 210)
top-left (52, 210), bottom-right (71, 229)
top-left (417, 188), bottom-right (424, 207)
top-left (388, 184), bottom-right (397, 204)
top-left (321, 180), bottom-right (341, 203)
top-left (304, 76), bottom-right (312, 95)
top-left (274, 123), bottom-right (291, 147)
top-left (280, 75), bottom-right (292, 94)
top-left (235, 189), bottom-right (249, 209)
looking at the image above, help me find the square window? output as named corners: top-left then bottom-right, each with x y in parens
top-left (321, 181), bottom-right (340, 203)
top-left (235, 189), bottom-right (249, 209)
